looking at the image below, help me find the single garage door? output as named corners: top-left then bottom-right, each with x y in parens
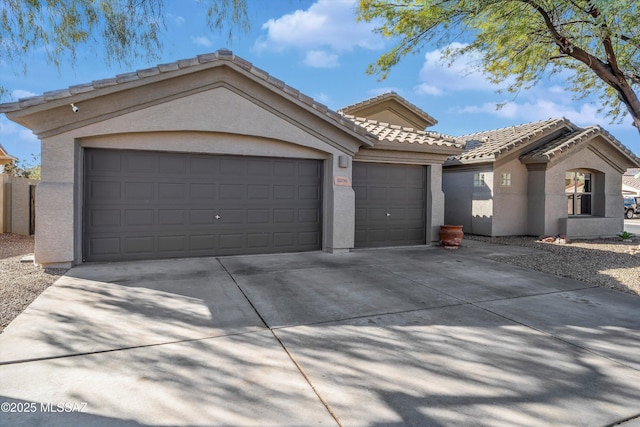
top-left (353, 162), bottom-right (426, 248)
top-left (84, 149), bottom-right (322, 262)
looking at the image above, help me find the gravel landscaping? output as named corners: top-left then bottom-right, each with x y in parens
top-left (0, 234), bottom-right (67, 333)
top-left (466, 234), bottom-right (640, 296)
top-left (1, 231), bottom-right (639, 334)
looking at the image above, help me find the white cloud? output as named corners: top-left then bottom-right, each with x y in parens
top-left (191, 36), bottom-right (213, 48)
top-left (0, 116), bottom-right (37, 142)
top-left (254, 0), bottom-right (382, 67)
top-left (416, 42), bottom-right (506, 96)
top-left (304, 50), bottom-right (339, 68)
top-left (0, 116), bottom-right (39, 163)
top-left (168, 13), bottom-right (185, 25)
top-left (315, 92), bottom-right (330, 104)
top-left (10, 89), bottom-right (37, 100)
top-left (415, 84), bottom-right (444, 96)
top-left (457, 100), bottom-right (605, 125)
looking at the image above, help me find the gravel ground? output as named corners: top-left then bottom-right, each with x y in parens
top-left (0, 234), bottom-right (67, 333)
top-left (1, 231), bottom-right (639, 334)
top-left (466, 234), bottom-right (640, 296)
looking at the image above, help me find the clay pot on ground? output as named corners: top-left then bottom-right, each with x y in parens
top-left (439, 225), bottom-right (464, 249)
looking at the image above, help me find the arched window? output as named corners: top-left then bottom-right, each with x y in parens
top-left (565, 170), bottom-right (592, 215)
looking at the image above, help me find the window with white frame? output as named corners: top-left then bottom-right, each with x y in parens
top-left (566, 171), bottom-right (592, 215)
top-left (474, 173), bottom-right (486, 187)
top-left (500, 172), bottom-right (512, 187)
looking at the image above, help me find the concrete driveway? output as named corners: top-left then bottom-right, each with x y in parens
top-left (1, 241), bottom-right (640, 426)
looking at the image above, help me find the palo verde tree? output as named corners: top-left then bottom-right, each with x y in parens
top-left (358, 0), bottom-right (640, 135)
top-left (0, 0), bottom-right (248, 97)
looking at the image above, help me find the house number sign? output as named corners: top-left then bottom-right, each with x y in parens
top-left (334, 176), bottom-right (351, 187)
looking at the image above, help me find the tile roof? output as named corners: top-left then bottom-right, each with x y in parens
top-left (520, 126), bottom-right (637, 160)
top-left (452, 118), bottom-right (573, 162)
top-left (339, 92), bottom-right (438, 127)
top-left (624, 168), bottom-right (640, 176)
top-left (0, 143), bottom-right (17, 164)
top-left (0, 49), bottom-right (374, 144)
top-left (519, 125), bottom-right (639, 163)
top-left (623, 174), bottom-right (640, 191)
top-left (343, 115), bottom-right (462, 149)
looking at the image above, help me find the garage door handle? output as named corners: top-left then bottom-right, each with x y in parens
top-left (386, 213), bottom-right (391, 217)
top-left (215, 215), bottom-right (221, 220)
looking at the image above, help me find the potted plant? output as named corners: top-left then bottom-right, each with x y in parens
top-left (440, 225), bottom-right (464, 249)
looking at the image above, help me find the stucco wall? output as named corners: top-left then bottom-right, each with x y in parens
top-left (444, 139), bottom-right (630, 238)
top-left (426, 164), bottom-right (445, 243)
top-left (492, 159), bottom-right (529, 236)
top-left (36, 85), bottom-right (363, 266)
top-left (543, 144), bottom-right (626, 238)
top-left (443, 166), bottom-right (493, 236)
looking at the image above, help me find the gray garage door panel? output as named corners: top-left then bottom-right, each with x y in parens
top-left (84, 149), bottom-right (322, 262)
top-left (353, 162), bottom-right (426, 248)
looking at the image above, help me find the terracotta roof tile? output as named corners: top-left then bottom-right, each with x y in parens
top-left (137, 67), bottom-right (161, 78)
top-left (520, 125), bottom-right (640, 164)
top-left (623, 174), bottom-right (640, 191)
top-left (340, 92), bottom-right (438, 127)
top-left (344, 115), bottom-right (461, 148)
top-left (0, 49), bottom-right (378, 146)
top-left (452, 118), bottom-right (572, 161)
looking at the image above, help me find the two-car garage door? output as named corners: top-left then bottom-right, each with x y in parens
top-left (83, 149), bottom-right (322, 262)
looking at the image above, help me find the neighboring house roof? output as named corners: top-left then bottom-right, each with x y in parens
top-left (451, 118), bottom-right (573, 163)
top-left (519, 125), bottom-right (637, 164)
top-left (447, 118), bottom-right (640, 169)
top-left (623, 174), bottom-right (640, 192)
top-left (0, 49), bottom-right (376, 147)
top-left (0, 143), bottom-right (17, 165)
top-left (343, 115), bottom-right (462, 152)
top-left (339, 92), bottom-right (438, 130)
top-left (625, 168), bottom-right (640, 177)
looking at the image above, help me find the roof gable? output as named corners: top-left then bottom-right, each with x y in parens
top-left (449, 118), bottom-right (574, 164)
top-left (343, 115), bottom-right (462, 155)
top-left (520, 125), bottom-right (640, 170)
top-left (0, 50), bottom-right (375, 150)
top-left (446, 116), bottom-right (639, 170)
top-left (0, 144), bottom-right (16, 165)
top-left (339, 92), bottom-right (437, 130)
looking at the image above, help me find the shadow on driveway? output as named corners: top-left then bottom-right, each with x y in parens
top-left (1, 244), bottom-right (640, 426)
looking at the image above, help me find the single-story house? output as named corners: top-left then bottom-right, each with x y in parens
top-left (0, 144), bottom-right (16, 166)
top-left (443, 119), bottom-right (640, 238)
top-left (0, 50), bottom-right (463, 267)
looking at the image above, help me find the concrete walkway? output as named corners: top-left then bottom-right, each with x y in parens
top-left (1, 242), bottom-right (640, 426)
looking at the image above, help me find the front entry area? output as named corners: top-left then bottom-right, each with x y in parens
top-left (83, 148), bottom-right (322, 262)
top-left (353, 162), bottom-right (426, 248)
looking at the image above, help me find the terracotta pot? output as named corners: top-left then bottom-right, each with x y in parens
top-left (439, 225), bottom-right (464, 249)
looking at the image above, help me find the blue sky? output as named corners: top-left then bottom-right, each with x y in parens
top-left (1, 0), bottom-right (638, 167)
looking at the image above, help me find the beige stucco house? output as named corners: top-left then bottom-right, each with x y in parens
top-left (0, 144), bottom-right (16, 166)
top-left (0, 50), bottom-right (462, 267)
top-left (443, 118), bottom-right (640, 238)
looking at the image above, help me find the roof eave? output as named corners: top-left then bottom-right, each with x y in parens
top-left (1, 50), bottom-right (377, 149)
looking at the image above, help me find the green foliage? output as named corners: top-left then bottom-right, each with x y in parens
top-left (3, 154), bottom-right (40, 179)
top-left (358, 0), bottom-right (640, 128)
top-left (0, 0), bottom-right (249, 97)
top-left (619, 231), bottom-right (634, 240)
